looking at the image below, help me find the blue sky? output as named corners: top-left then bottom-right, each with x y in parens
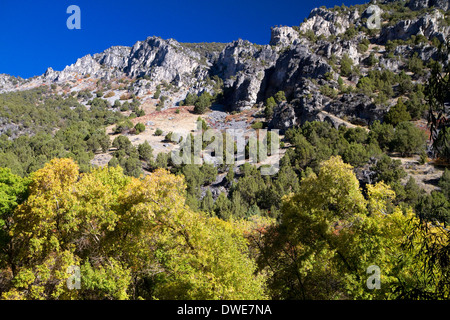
top-left (0, 0), bottom-right (365, 78)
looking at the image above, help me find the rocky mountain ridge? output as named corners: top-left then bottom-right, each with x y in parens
top-left (1, 0), bottom-right (449, 132)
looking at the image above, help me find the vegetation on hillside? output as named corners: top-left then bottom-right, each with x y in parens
top-left (0, 1), bottom-right (449, 301)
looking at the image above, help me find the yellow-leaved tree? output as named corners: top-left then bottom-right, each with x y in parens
top-left (256, 156), bottom-right (427, 300)
top-left (1, 158), bottom-right (266, 300)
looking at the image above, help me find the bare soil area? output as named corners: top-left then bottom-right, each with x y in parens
top-left (392, 155), bottom-right (445, 193)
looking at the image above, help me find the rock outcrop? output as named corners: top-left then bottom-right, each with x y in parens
top-left (0, 74), bottom-right (23, 92)
top-left (269, 26), bottom-right (300, 47)
top-left (212, 39), bottom-right (278, 110)
top-left (125, 37), bottom-right (207, 84)
top-left (324, 93), bottom-right (385, 126)
top-left (379, 11), bottom-right (449, 43)
top-left (263, 44), bottom-right (331, 100)
top-left (94, 46), bottom-right (131, 70)
top-left (409, 0), bottom-right (450, 11)
top-left (2, 0), bottom-right (450, 131)
top-left (299, 7), bottom-right (361, 37)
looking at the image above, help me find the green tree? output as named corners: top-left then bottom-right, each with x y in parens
top-left (112, 135), bottom-right (134, 154)
top-left (274, 91), bottom-right (287, 103)
top-left (425, 37), bottom-right (450, 161)
top-left (214, 192), bottom-right (232, 220)
top-left (415, 191), bottom-right (450, 226)
top-left (340, 54), bottom-right (354, 77)
top-left (369, 120), bottom-right (395, 151)
top-left (183, 93), bottom-right (198, 106)
top-left (402, 176), bottom-right (423, 206)
top-left (384, 98), bottom-right (411, 126)
top-left (138, 141), bottom-right (153, 166)
top-left (201, 190), bottom-right (215, 214)
top-left (257, 156), bottom-right (420, 299)
top-left (406, 90), bottom-right (426, 120)
top-left (155, 152), bottom-right (169, 169)
top-left (372, 154), bottom-right (407, 184)
top-left (391, 121), bottom-right (427, 156)
top-left (1, 159), bottom-right (267, 300)
top-left (0, 168), bottom-right (29, 270)
top-left (86, 130), bottom-right (110, 153)
top-left (342, 142), bottom-right (370, 167)
top-left (408, 52), bottom-right (425, 76)
top-left (264, 97), bottom-right (277, 119)
top-left (438, 169), bottom-right (450, 198)
top-left (368, 53), bottom-right (378, 66)
top-left (194, 92), bottom-right (213, 114)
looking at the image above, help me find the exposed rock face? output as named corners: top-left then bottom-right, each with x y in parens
top-left (378, 56), bottom-right (402, 72)
top-left (409, 0), bottom-right (450, 11)
top-left (0, 74), bottom-right (23, 92)
top-left (324, 93), bottom-right (385, 126)
top-left (213, 39), bottom-right (278, 110)
top-left (269, 101), bottom-right (298, 130)
top-left (379, 11), bottom-right (449, 43)
top-left (3, 0), bottom-right (450, 132)
top-left (94, 46), bottom-right (131, 70)
top-left (45, 55), bottom-right (105, 82)
top-left (269, 26), bottom-right (300, 47)
top-left (263, 44), bottom-right (332, 100)
top-left (319, 39), bottom-right (361, 64)
top-left (269, 79), bottom-right (327, 132)
top-left (125, 37), bottom-right (206, 84)
top-left (299, 7), bottom-right (360, 37)
top-left (39, 37), bottom-right (210, 91)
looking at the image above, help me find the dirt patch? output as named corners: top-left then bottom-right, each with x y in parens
top-left (392, 155), bottom-right (445, 193)
top-left (106, 105), bottom-right (207, 155)
top-left (90, 153), bottom-right (113, 168)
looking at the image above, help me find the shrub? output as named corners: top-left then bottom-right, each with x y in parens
top-left (274, 91), bottom-right (287, 103)
top-left (135, 109), bottom-right (145, 117)
top-left (384, 99), bottom-right (411, 126)
top-left (104, 91), bottom-right (115, 98)
top-left (184, 93), bottom-right (198, 106)
top-left (120, 102), bottom-right (130, 112)
top-left (113, 100), bottom-right (121, 108)
top-left (120, 93), bottom-right (131, 100)
top-left (391, 122), bottom-right (427, 156)
top-left (114, 119), bottom-right (134, 134)
top-left (251, 122), bottom-right (264, 129)
top-left (154, 128), bottom-right (163, 136)
top-left (194, 92), bottom-right (212, 114)
top-left (164, 131), bottom-right (173, 142)
top-left (320, 85), bottom-right (338, 98)
top-left (368, 53), bottom-right (378, 66)
top-left (358, 43), bottom-right (369, 53)
top-left (340, 54), bottom-right (354, 77)
top-left (134, 123), bottom-right (145, 134)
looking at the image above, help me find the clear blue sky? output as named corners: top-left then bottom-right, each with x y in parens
top-left (0, 0), bottom-right (365, 78)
